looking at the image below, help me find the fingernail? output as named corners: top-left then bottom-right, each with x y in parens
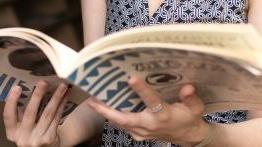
top-left (128, 76), bottom-right (137, 84)
top-left (59, 83), bottom-right (68, 89)
top-left (179, 85), bottom-right (195, 97)
top-left (11, 85), bottom-right (22, 92)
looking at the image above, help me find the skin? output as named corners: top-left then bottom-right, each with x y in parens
top-left (87, 77), bottom-right (209, 146)
top-left (3, 0), bottom-right (262, 146)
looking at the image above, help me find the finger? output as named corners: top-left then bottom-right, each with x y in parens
top-left (129, 131), bottom-right (150, 141)
top-left (87, 98), bottom-right (142, 128)
top-left (127, 127), bottom-right (151, 137)
top-left (128, 76), bottom-right (162, 108)
top-left (21, 81), bottom-right (48, 130)
top-left (3, 86), bottom-right (22, 137)
top-left (43, 96), bottom-right (67, 139)
top-left (36, 83), bottom-right (68, 134)
top-left (178, 84), bottom-right (204, 115)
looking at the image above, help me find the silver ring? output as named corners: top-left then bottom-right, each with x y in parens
top-left (149, 103), bottom-right (164, 113)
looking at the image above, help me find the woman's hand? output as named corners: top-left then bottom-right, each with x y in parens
top-left (87, 76), bottom-right (209, 145)
top-left (3, 81), bottom-right (68, 147)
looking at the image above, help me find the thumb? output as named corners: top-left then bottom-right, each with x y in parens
top-left (178, 84), bottom-right (204, 115)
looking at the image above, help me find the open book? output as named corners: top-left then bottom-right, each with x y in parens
top-left (1, 24), bottom-right (262, 114)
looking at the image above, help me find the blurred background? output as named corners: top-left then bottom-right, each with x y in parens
top-left (0, 0), bottom-right (95, 146)
top-left (0, 0), bottom-right (84, 51)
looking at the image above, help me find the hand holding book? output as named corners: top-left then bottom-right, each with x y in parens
top-left (87, 76), bottom-right (210, 145)
top-left (3, 81), bottom-right (68, 147)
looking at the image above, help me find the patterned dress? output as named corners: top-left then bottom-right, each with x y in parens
top-left (102, 0), bottom-right (248, 146)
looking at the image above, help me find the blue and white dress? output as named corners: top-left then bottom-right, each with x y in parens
top-left (102, 0), bottom-right (248, 146)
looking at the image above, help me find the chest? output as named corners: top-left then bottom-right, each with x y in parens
top-left (107, 0), bottom-right (247, 19)
top-left (105, 0), bottom-right (248, 33)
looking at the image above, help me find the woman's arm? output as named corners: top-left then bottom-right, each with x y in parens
top-left (246, 0), bottom-right (262, 119)
top-left (81, 0), bottom-right (107, 45)
top-left (248, 0), bottom-right (262, 34)
top-left (206, 2), bottom-right (262, 145)
top-left (58, 99), bottom-right (105, 147)
top-left (206, 118), bottom-right (262, 147)
top-left (56, 2), bottom-right (108, 145)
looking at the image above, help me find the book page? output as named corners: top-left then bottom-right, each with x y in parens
top-left (79, 24), bottom-right (262, 60)
top-left (0, 28), bottom-right (78, 77)
top-left (68, 46), bottom-right (262, 113)
top-left (0, 37), bottom-right (87, 128)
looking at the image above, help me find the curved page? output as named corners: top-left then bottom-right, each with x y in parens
top-left (68, 47), bottom-right (262, 113)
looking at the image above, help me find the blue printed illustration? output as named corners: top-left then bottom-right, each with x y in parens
top-left (67, 49), bottom-right (175, 112)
